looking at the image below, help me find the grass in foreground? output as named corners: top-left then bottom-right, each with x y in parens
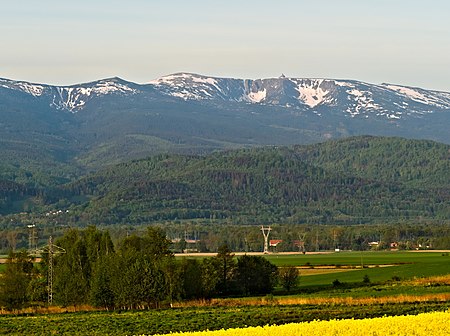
top-left (1, 301), bottom-right (449, 336)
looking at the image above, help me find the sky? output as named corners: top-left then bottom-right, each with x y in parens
top-left (1, 0), bottom-right (449, 91)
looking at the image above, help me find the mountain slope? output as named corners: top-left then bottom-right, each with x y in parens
top-left (293, 136), bottom-right (450, 188)
top-left (1, 73), bottom-right (449, 178)
top-left (1, 137), bottom-right (448, 226)
top-left (52, 137), bottom-right (450, 225)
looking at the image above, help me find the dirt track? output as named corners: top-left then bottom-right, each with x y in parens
top-left (174, 251), bottom-right (334, 257)
top-left (174, 250), bottom-right (450, 257)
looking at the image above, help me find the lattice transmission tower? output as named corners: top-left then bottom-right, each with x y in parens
top-left (37, 236), bottom-right (66, 304)
top-left (260, 226), bottom-right (272, 254)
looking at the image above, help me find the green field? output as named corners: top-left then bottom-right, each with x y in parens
top-left (265, 251), bottom-right (448, 266)
top-left (178, 251), bottom-right (450, 287)
top-left (265, 251), bottom-right (450, 286)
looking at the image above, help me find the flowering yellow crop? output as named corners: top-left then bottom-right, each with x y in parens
top-left (151, 311), bottom-right (450, 336)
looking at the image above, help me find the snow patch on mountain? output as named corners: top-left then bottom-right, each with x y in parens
top-left (18, 83), bottom-right (44, 96)
top-left (148, 73), bottom-right (188, 86)
top-left (51, 79), bottom-right (138, 112)
top-left (345, 88), bottom-right (384, 117)
top-left (90, 80), bottom-right (136, 95)
top-left (148, 73), bottom-right (246, 102)
top-left (383, 84), bottom-right (450, 108)
top-left (334, 80), bottom-right (355, 88)
top-left (192, 76), bottom-right (217, 86)
top-left (171, 90), bottom-right (203, 100)
top-left (386, 85), bottom-right (430, 102)
top-left (149, 73), bottom-right (217, 100)
top-left (247, 89), bottom-right (267, 103)
top-left (149, 73), bottom-right (219, 89)
top-left (0, 79), bottom-right (44, 97)
top-left (295, 79), bottom-right (329, 108)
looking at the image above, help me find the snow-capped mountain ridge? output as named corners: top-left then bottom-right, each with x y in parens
top-left (149, 73), bottom-right (246, 102)
top-left (1, 74), bottom-right (449, 121)
top-left (50, 78), bottom-right (139, 110)
top-left (0, 78), bottom-right (46, 97)
top-left (0, 77), bottom-right (139, 111)
top-left (147, 73), bottom-right (450, 119)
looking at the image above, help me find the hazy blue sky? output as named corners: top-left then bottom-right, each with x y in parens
top-left (1, 0), bottom-right (449, 91)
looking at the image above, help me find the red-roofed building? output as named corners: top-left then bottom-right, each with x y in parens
top-left (269, 239), bottom-right (283, 247)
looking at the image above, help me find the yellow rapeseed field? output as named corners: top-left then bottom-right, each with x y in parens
top-left (151, 311), bottom-right (450, 336)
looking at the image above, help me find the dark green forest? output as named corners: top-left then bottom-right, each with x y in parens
top-left (1, 136), bottom-right (448, 228)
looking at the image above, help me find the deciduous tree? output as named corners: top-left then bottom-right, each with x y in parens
top-left (279, 266), bottom-right (299, 292)
top-left (0, 250), bottom-right (35, 310)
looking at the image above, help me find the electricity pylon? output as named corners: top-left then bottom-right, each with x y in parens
top-left (38, 236), bottom-right (66, 304)
top-left (298, 233), bottom-right (306, 253)
top-left (260, 226), bottom-right (272, 254)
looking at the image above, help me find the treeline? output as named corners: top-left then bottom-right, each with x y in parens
top-left (0, 227), bottom-right (284, 311)
top-left (162, 222), bottom-right (450, 252)
top-left (2, 222), bottom-right (450, 255)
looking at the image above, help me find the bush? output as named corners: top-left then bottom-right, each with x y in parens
top-left (332, 279), bottom-right (342, 287)
top-left (363, 275), bottom-right (371, 284)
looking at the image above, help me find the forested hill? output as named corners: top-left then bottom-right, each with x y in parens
top-left (1, 136), bottom-right (449, 226)
top-left (293, 136), bottom-right (450, 188)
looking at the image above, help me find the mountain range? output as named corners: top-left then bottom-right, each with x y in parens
top-left (3, 72), bottom-right (450, 116)
top-left (1, 73), bottom-right (450, 184)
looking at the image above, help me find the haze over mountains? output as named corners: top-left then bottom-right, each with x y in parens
top-left (1, 72), bottom-right (449, 177)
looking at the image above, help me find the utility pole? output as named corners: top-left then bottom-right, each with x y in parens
top-left (261, 226), bottom-right (272, 254)
top-left (48, 236), bottom-right (54, 304)
top-left (27, 224), bottom-right (38, 255)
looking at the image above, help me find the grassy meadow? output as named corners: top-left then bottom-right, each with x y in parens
top-left (269, 251), bottom-right (450, 286)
